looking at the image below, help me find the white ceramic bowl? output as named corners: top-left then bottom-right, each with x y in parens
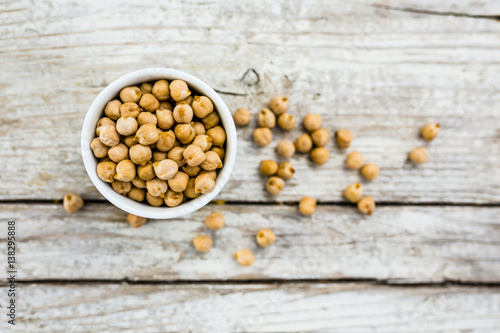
top-left (81, 68), bottom-right (237, 219)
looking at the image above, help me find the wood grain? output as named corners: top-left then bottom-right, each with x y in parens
top-left (1, 203), bottom-right (499, 282)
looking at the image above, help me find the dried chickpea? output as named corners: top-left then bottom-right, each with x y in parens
top-left (139, 93), bottom-right (160, 112)
top-left (299, 197), bottom-right (317, 215)
top-left (303, 114), bottom-right (322, 132)
top-left (173, 102), bottom-right (194, 124)
top-left (97, 161), bottom-right (116, 183)
top-left (346, 152), bottom-right (364, 170)
top-left (311, 128), bottom-right (330, 147)
top-left (253, 127), bottom-right (272, 147)
top-left (96, 117), bottom-right (115, 132)
top-left (233, 108), bottom-right (251, 126)
top-left (129, 144), bottom-right (152, 166)
top-left (146, 192), bottom-right (164, 207)
top-left (108, 143), bottom-right (129, 163)
top-left (175, 124), bottom-right (196, 144)
top-left (207, 126), bottom-right (226, 147)
top-left (184, 178), bottom-right (200, 199)
top-left (114, 159), bottom-right (136, 182)
top-left (170, 80), bottom-right (191, 101)
top-left (146, 178), bottom-right (168, 197)
top-left (361, 163), bottom-right (380, 181)
top-left (137, 112), bottom-right (157, 126)
top-left (421, 123), bottom-right (440, 141)
top-left (168, 171), bottom-right (189, 192)
top-left (270, 96), bottom-right (289, 115)
top-left (104, 99), bottom-right (122, 120)
top-left (260, 160), bottom-right (278, 176)
top-left (167, 147), bottom-right (186, 167)
top-left (194, 173), bottom-right (215, 194)
top-left (277, 113), bottom-right (296, 130)
top-left (336, 129), bottom-right (353, 149)
top-left (257, 108), bottom-right (276, 128)
top-left (409, 147), bottom-right (428, 164)
top-left (202, 111), bottom-right (220, 130)
top-left (127, 213), bottom-right (147, 228)
top-left (277, 140), bottom-right (295, 159)
top-left (256, 229), bottom-right (276, 247)
top-left (153, 159), bottom-right (179, 180)
top-left (199, 170), bottom-right (217, 180)
top-left (193, 134), bottom-right (212, 152)
top-left (234, 249), bottom-right (254, 266)
top-left (111, 180), bottom-right (132, 196)
top-left (266, 176), bottom-right (285, 195)
top-left (277, 161), bottom-right (295, 180)
top-left (192, 121), bottom-right (206, 135)
top-left (63, 193), bottom-right (84, 214)
top-left (200, 151), bottom-right (222, 171)
top-left (122, 135), bottom-right (137, 148)
top-left (210, 147), bottom-right (225, 160)
top-left (295, 134), bottom-right (313, 153)
top-left (120, 86), bottom-right (142, 103)
top-left (156, 130), bottom-right (176, 152)
top-left (358, 196), bottom-right (375, 216)
top-left (116, 117), bottom-right (138, 136)
top-left (152, 79), bottom-right (170, 101)
top-left (205, 211), bottom-right (225, 230)
top-left (182, 165), bottom-right (201, 177)
top-left (98, 125), bottom-right (120, 147)
top-left (344, 183), bottom-right (363, 203)
top-left (90, 137), bottom-right (109, 158)
top-left (137, 162), bottom-right (155, 181)
top-left (193, 235), bottom-right (213, 253)
top-left (128, 187), bottom-right (146, 202)
top-left (120, 102), bottom-right (142, 119)
top-left (100, 156), bottom-right (112, 163)
top-left (192, 95), bottom-right (214, 118)
top-left (132, 175), bottom-right (147, 188)
top-left (310, 147), bottom-right (329, 165)
top-left (177, 96), bottom-right (194, 106)
top-left (158, 101), bottom-right (173, 111)
top-left (164, 189), bottom-right (184, 207)
top-left (152, 151), bottom-right (167, 162)
top-left (156, 109), bottom-right (175, 130)
top-left (140, 82), bottom-right (153, 94)
top-left (135, 124), bottom-right (160, 145)
top-left (183, 144), bottom-right (206, 167)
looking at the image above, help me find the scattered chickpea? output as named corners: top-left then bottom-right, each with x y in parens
top-left (167, 147), bottom-right (186, 167)
top-left (256, 229), bottom-right (276, 247)
top-left (346, 152), bottom-right (364, 170)
top-left (108, 143), bottom-right (129, 163)
top-left (295, 134), bottom-right (313, 153)
top-left (183, 144), bottom-right (206, 167)
top-left (201, 111), bottom-right (220, 130)
top-left (409, 147), bottom-right (428, 164)
top-left (193, 235), bottom-right (213, 253)
top-left (168, 171), bottom-right (190, 192)
top-left (120, 102), bottom-right (142, 118)
top-left (311, 128), bottom-right (330, 147)
top-left (63, 193), bottom-right (84, 214)
top-left (277, 140), bottom-right (295, 159)
top-left (104, 100), bottom-right (122, 120)
top-left (270, 96), bottom-right (289, 115)
top-left (170, 80), bottom-right (191, 101)
top-left (200, 151), bottom-right (222, 171)
top-left (357, 196), bottom-right (375, 216)
top-left (344, 183), bottom-right (363, 203)
top-left (266, 176), bottom-right (285, 195)
top-left (114, 159), bottom-right (136, 182)
top-left (192, 121), bottom-right (206, 135)
top-left (194, 172), bottom-right (216, 194)
top-left (132, 176), bottom-right (147, 188)
top-left (156, 109), bottom-right (175, 130)
top-left (210, 147), bottom-right (225, 160)
top-left (234, 249), bottom-right (254, 266)
top-left (140, 82), bottom-right (153, 94)
top-left (137, 111), bottom-right (158, 126)
top-left (310, 147), bottom-right (329, 165)
top-left (258, 108), bottom-right (276, 128)
top-left (129, 144), bottom-right (152, 166)
top-left (182, 165), bottom-right (201, 177)
top-left (175, 124), bottom-right (196, 144)
top-left (173, 102), bottom-right (194, 124)
top-left (192, 95), bottom-right (214, 118)
top-left (137, 162), bottom-right (156, 181)
top-left (156, 130), bottom-right (176, 152)
top-left (207, 126), bottom-right (226, 147)
top-left (146, 178), bottom-right (168, 197)
top-left (277, 113), bottom-right (296, 130)
top-left (260, 160), bottom-right (278, 176)
top-left (233, 108), bottom-right (251, 126)
top-left (299, 197), bottom-right (317, 215)
top-left (303, 114), bottom-right (322, 132)
top-left (111, 180), bottom-right (132, 196)
top-left (152, 80), bottom-right (170, 101)
top-left (98, 125), bottom-right (120, 147)
top-left (253, 127), bottom-right (272, 147)
top-left (128, 187), bottom-right (146, 202)
top-left (146, 192), bottom-right (164, 207)
top-left (116, 117), bottom-right (138, 136)
top-left (90, 137), bottom-right (109, 158)
top-left (164, 189), bottom-right (184, 207)
top-left (336, 129), bottom-right (353, 149)
top-left (421, 123), bottom-right (440, 141)
top-left (277, 162), bottom-right (295, 180)
top-left (119, 86), bottom-right (142, 103)
top-left (153, 159), bottom-right (179, 180)
top-left (184, 178), bottom-right (200, 199)
top-left (205, 211), bottom-right (225, 230)
top-left (361, 163), bottom-right (380, 181)
top-left (138, 93), bottom-right (160, 112)
top-left (97, 161), bottom-right (117, 183)
top-left (127, 213), bottom-right (147, 228)
top-left (135, 124), bottom-right (160, 145)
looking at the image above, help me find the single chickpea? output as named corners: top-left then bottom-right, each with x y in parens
top-left (128, 187), bottom-right (146, 202)
top-left (146, 178), bottom-right (168, 197)
top-left (96, 117), bottom-right (115, 133)
top-left (182, 165), bottom-right (201, 177)
top-left (336, 129), bottom-right (353, 148)
top-left (173, 102), bottom-right (194, 124)
top-left (114, 159), bottom-right (136, 182)
top-left (310, 147), bottom-right (329, 165)
top-left (234, 249), bottom-right (254, 266)
top-left (152, 151), bottom-right (167, 162)
top-left (168, 171), bottom-right (189, 192)
top-left (277, 113), bottom-right (296, 130)
top-left (119, 86), bottom-right (142, 103)
top-left (137, 161), bottom-right (156, 181)
top-left (152, 79), bottom-right (170, 101)
top-left (127, 213), bottom-right (147, 228)
top-left (104, 99), bottom-right (122, 120)
top-left (194, 172), bottom-right (216, 194)
top-left (233, 108), bottom-right (251, 126)
top-left (146, 192), bottom-right (164, 207)
top-left (358, 196), bottom-right (375, 216)
top-left (170, 80), bottom-right (191, 101)
top-left (97, 161), bottom-right (116, 183)
top-left (207, 126), bottom-right (226, 147)
top-left (277, 140), bottom-right (295, 159)
top-left (184, 178), bottom-right (200, 199)
top-left (153, 159), bottom-right (179, 180)
top-left (205, 211), bottom-right (225, 230)
top-left (175, 124), bottom-right (196, 144)
top-left (137, 112), bottom-right (157, 126)
top-left (257, 108), bottom-right (276, 128)
top-left (63, 193), bottom-right (84, 214)
top-left (295, 134), bottom-right (313, 153)
top-left (260, 160), bottom-right (278, 176)
top-left (299, 197), bottom-right (317, 215)
top-left (192, 95), bottom-right (214, 118)
top-left (210, 147), bottom-right (225, 160)
top-left (256, 229), bottom-right (276, 247)
top-left (135, 124), bottom-right (160, 145)
top-left (266, 176), bottom-right (285, 195)
top-left (111, 180), bottom-right (132, 196)
top-left (361, 163), bottom-right (380, 181)
top-left (122, 135), bottom-right (137, 148)
top-left (129, 144), bottom-right (152, 166)
top-left (183, 144), bottom-right (206, 167)
top-left (303, 114), bottom-right (322, 132)
top-left (156, 130), bottom-right (176, 152)
top-left (140, 82), bottom-right (153, 94)
top-left (311, 128), bottom-right (330, 147)
top-left (139, 93), bottom-right (160, 112)
top-left (193, 235), bottom-right (213, 253)
top-left (253, 127), bottom-right (272, 147)
top-left (346, 152), bottom-right (364, 170)
top-left (421, 123), bottom-right (440, 141)
top-left (116, 117), bottom-right (138, 136)
top-left (158, 101), bottom-right (173, 111)
top-left (199, 170), bottom-right (217, 180)
top-left (192, 121), bottom-right (206, 135)
top-left (277, 161), bottom-right (295, 180)
top-left (201, 111), bottom-right (220, 130)
top-left (108, 143), bottom-right (129, 163)
top-left (177, 96), bottom-right (194, 106)
top-left (409, 147), bottom-right (428, 164)
top-left (193, 134), bottom-right (212, 152)
top-left (156, 109), bottom-right (175, 130)
top-left (270, 96), bottom-right (289, 115)
top-left (98, 125), bottom-right (120, 147)
top-left (90, 137), bottom-right (109, 158)
top-left (164, 189), bottom-right (184, 207)
top-left (132, 176), bottom-right (147, 188)
top-left (344, 183), bottom-right (363, 203)
top-left (167, 147), bottom-right (186, 167)
top-left (200, 151), bottom-right (222, 171)
top-left (120, 102), bottom-right (142, 118)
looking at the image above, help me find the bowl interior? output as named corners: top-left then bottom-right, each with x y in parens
top-left (81, 68), bottom-right (237, 219)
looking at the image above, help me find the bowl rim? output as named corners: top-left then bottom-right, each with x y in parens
top-left (81, 68), bottom-right (237, 219)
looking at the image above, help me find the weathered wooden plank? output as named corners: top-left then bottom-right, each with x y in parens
top-left (1, 203), bottom-right (499, 282)
top-left (1, 283), bottom-right (498, 332)
top-left (357, 0), bottom-right (500, 16)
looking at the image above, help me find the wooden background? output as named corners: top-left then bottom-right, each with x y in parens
top-left (1, 0), bottom-right (500, 331)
